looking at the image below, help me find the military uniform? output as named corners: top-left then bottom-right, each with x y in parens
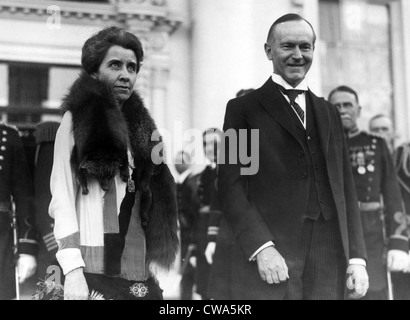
top-left (347, 129), bottom-right (408, 299)
top-left (34, 122), bottom-right (60, 281)
top-left (0, 123), bottom-right (38, 299)
top-left (205, 169), bottom-right (244, 300)
top-left (176, 170), bottom-right (201, 300)
top-left (195, 164), bottom-right (217, 299)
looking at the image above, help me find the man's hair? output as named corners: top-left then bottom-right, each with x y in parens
top-left (267, 13), bottom-right (317, 44)
top-left (328, 85), bottom-right (360, 104)
top-left (81, 26), bottom-right (144, 75)
top-left (202, 128), bottom-right (223, 140)
top-left (369, 114), bottom-right (393, 132)
top-left (202, 128), bottom-right (223, 148)
top-left (369, 114), bottom-right (391, 124)
top-left (236, 88), bottom-right (255, 98)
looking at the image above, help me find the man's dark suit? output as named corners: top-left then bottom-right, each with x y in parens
top-left (218, 78), bottom-right (367, 299)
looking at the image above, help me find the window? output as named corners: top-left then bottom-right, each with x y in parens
top-left (8, 63), bottom-right (49, 124)
top-left (319, 0), bottom-right (393, 130)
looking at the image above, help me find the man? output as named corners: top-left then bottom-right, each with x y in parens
top-left (218, 14), bottom-right (369, 300)
top-left (369, 114), bottom-right (396, 153)
top-left (328, 86), bottom-right (408, 300)
top-left (195, 128), bottom-right (222, 300)
top-left (0, 122), bottom-right (38, 299)
top-left (174, 150), bottom-right (200, 300)
top-left (34, 121), bottom-right (60, 280)
top-left (205, 89), bottom-right (254, 300)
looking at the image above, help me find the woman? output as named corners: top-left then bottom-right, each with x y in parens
top-left (48, 27), bottom-right (179, 300)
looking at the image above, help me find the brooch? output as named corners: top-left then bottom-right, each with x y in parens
top-left (130, 283), bottom-right (149, 298)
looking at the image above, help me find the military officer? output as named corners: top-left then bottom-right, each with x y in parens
top-left (34, 121), bottom-right (60, 280)
top-left (328, 86), bottom-right (408, 300)
top-left (369, 114), bottom-right (396, 154)
top-left (194, 128), bottom-right (223, 300)
top-left (0, 122), bottom-right (38, 300)
top-left (174, 150), bottom-right (201, 300)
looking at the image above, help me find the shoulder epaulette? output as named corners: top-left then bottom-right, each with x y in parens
top-left (35, 121), bottom-right (60, 144)
top-left (0, 122), bottom-right (19, 132)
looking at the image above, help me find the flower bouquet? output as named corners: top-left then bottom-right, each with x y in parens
top-left (32, 279), bottom-right (105, 300)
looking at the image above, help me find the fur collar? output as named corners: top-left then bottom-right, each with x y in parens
top-left (63, 72), bottom-right (159, 194)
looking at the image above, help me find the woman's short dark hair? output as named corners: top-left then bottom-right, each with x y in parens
top-left (81, 26), bottom-right (144, 75)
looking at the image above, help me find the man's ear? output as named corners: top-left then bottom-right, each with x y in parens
top-left (264, 43), bottom-right (273, 60)
top-left (358, 106), bottom-right (362, 117)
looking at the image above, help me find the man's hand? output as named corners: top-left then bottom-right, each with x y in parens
top-left (205, 242), bottom-right (216, 265)
top-left (403, 252), bottom-right (410, 273)
top-left (346, 264), bottom-right (369, 299)
top-left (64, 268), bottom-right (89, 300)
top-left (17, 254), bottom-right (37, 284)
top-left (189, 256), bottom-right (197, 268)
top-left (256, 246), bottom-right (289, 284)
top-left (388, 250), bottom-right (408, 272)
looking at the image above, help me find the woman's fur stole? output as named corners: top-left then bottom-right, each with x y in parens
top-left (62, 72), bottom-right (179, 270)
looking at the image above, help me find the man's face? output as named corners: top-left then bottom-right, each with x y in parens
top-left (94, 45), bottom-right (137, 107)
top-left (329, 91), bottom-right (361, 132)
top-left (174, 153), bottom-right (191, 174)
top-left (369, 117), bottom-right (394, 143)
top-left (265, 20), bottom-right (315, 87)
top-left (203, 133), bottom-right (221, 163)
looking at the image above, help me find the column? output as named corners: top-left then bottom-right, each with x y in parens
top-left (399, 0), bottom-right (410, 142)
top-left (0, 64), bottom-right (8, 122)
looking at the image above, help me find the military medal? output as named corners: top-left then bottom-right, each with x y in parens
top-left (128, 176), bottom-right (136, 193)
top-left (356, 151), bottom-right (366, 175)
top-left (367, 164), bottom-right (375, 173)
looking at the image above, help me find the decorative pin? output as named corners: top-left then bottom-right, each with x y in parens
top-left (127, 177), bottom-right (136, 193)
top-left (129, 283), bottom-right (149, 298)
top-left (358, 167), bottom-right (366, 175)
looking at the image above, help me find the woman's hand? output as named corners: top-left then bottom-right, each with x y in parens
top-left (64, 268), bottom-right (89, 300)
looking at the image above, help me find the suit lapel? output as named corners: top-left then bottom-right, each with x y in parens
top-left (307, 91), bottom-right (330, 156)
top-left (256, 78), bottom-right (300, 142)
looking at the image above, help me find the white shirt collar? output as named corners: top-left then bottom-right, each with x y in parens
top-left (271, 73), bottom-right (309, 91)
top-left (204, 158), bottom-right (217, 169)
top-left (176, 168), bottom-right (192, 184)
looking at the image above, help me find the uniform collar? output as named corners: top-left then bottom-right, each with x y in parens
top-left (347, 127), bottom-right (361, 138)
top-left (176, 168), bottom-right (192, 184)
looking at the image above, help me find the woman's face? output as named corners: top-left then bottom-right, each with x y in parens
top-left (94, 45), bottom-right (138, 107)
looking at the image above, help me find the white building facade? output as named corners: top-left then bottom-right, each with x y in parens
top-left (0, 0), bottom-right (410, 153)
